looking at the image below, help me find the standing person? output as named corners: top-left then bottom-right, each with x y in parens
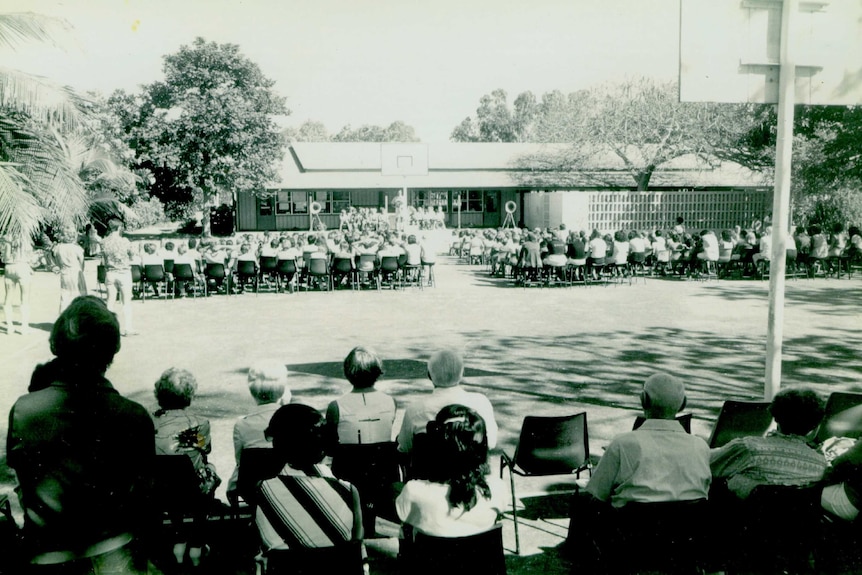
top-left (101, 218), bottom-right (137, 336)
top-left (7, 296), bottom-right (154, 573)
top-left (2, 232), bottom-right (34, 335)
top-left (52, 228), bottom-right (87, 313)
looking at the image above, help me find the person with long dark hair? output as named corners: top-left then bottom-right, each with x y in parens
top-left (396, 404), bottom-right (503, 537)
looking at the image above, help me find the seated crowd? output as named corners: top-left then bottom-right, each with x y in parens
top-left (122, 226), bottom-right (439, 296)
top-left (452, 217), bottom-right (862, 284)
top-left (6, 296), bottom-right (862, 574)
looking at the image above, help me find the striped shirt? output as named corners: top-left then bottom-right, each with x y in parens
top-left (256, 463), bottom-right (360, 551)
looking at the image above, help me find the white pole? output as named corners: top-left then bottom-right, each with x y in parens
top-left (765, 0), bottom-right (797, 401)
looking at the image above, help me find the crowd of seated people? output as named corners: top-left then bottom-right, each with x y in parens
top-left (112, 227), bottom-right (440, 297)
top-left (452, 219), bottom-right (862, 285)
top-left (8, 296), bottom-right (862, 574)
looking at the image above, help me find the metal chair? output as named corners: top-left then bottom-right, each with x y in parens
top-left (355, 254), bottom-right (379, 290)
top-left (707, 400), bottom-right (773, 448)
top-left (96, 264), bottom-right (108, 301)
top-left (500, 413), bottom-right (591, 554)
top-left (421, 258), bottom-right (436, 287)
top-left (130, 264), bottom-right (143, 299)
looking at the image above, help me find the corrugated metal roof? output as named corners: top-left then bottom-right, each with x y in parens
top-left (273, 143), bottom-right (768, 190)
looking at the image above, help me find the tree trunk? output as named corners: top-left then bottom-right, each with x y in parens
top-left (636, 166), bottom-right (656, 191)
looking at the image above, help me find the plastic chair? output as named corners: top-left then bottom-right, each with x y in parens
top-left (204, 262), bottom-right (230, 296)
top-left (141, 264), bottom-right (168, 300)
top-left (331, 442), bottom-right (400, 535)
top-left (258, 256), bottom-right (279, 292)
top-left (96, 264), bottom-right (108, 301)
top-left (172, 263), bottom-right (202, 298)
top-left (379, 256), bottom-right (401, 290)
top-left (500, 413), bottom-right (591, 554)
top-left (355, 254), bottom-right (379, 290)
top-left (276, 259), bottom-right (298, 293)
top-left (234, 260), bottom-right (259, 294)
top-left (232, 448), bottom-right (284, 514)
top-left (303, 258), bottom-right (331, 291)
top-left (130, 264), bottom-right (143, 299)
top-left (331, 257), bottom-right (357, 290)
top-left (707, 400), bottom-right (773, 448)
top-left (400, 524), bottom-right (506, 575)
top-left (814, 391), bottom-right (862, 445)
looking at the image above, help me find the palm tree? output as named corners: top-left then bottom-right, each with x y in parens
top-left (0, 12), bottom-right (90, 242)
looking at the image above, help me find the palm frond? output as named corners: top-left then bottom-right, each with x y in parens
top-left (0, 66), bottom-right (83, 127)
top-left (0, 12), bottom-right (72, 50)
top-left (0, 161), bottom-right (43, 240)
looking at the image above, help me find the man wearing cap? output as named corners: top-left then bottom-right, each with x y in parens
top-left (567, 373), bottom-right (710, 572)
top-left (396, 349), bottom-right (498, 455)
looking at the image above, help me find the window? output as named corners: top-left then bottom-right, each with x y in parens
top-left (462, 190), bottom-right (483, 213)
top-left (292, 191), bottom-right (308, 214)
top-left (259, 197), bottom-right (273, 216)
top-left (332, 191), bottom-right (350, 214)
top-left (276, 191), bottom-right (291, 215)
top-left (413, 190), bottom-right (448, 211)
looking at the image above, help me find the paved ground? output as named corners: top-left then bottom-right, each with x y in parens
top-left (1, 249), bottom-right (860, 574)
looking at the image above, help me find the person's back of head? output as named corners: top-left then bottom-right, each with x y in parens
top-left (422, 404), bottom-right (490, 510)
top-left (427, 349), bottom-right (464, 389)
top-left (107, 218), bottom-right (123, 234)
top-left (154, 367), bottom-right (198, 411)
top-left (248, 360), bottom-right (289, 405)
top-left (50, 296), bottom-right (121, 376)
top-left (343, 346), bottom-right (383, 389)
top-left (770, 387), bottom-right (824, 436)
top-left (265, 404), bottom-right (330, 471)
top-left (641, 373), bottom-right (686, 420)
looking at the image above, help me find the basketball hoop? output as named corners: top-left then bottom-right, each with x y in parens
top-left (309, 201), bottom-right (323, 231)
top-left (503, 201), bottom-right (517, 229)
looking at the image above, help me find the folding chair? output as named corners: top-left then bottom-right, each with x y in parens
top-left (400, 523), bottom-right (506, 575)
top-left (500, 413), bottom-right (591, 554)
top-left (707, 400), bottom-right (773, 448)
top-left (814, 391), bottom-right (862, 445)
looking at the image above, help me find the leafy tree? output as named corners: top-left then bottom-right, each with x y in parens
top-left (283, 120), bottom-right (330, 143)
top-left (332, 121), bottom-right (419, 142)
top-left (451, 89), bottom-right (539, 143)
top-left (1, 13), bottom-right (93, 242)
top-left (114, 37), bottom-right (288, 231)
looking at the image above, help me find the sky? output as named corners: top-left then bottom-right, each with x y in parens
top-left (3, 0), bottom-right (683, 142)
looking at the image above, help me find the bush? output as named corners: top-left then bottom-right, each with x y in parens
top-left (126, 197), bottom-right (167, 230)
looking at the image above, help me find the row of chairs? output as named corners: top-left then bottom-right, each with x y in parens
top-left (97, 255), bottom-right (438, 300)
top-left (499, 390), bottom-right (862, 555)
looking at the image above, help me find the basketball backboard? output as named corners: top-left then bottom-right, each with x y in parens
top-left (680, 0), bottom-right (862, 105)
top-left (380, 143), bottom-right (429, 176)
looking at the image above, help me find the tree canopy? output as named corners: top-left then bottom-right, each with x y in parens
top-left (284, 120), bottom-right (420, 143)
top-left (111, 37), bottom-right (288, 225)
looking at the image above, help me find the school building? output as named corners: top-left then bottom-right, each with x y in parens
top-left (234, 142), bottom-right (771, 233)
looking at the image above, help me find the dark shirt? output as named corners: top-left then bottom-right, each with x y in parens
top-left (7, 375), bottom-right (155, 557)
top-left (568, 239), bottom-right (587, 260)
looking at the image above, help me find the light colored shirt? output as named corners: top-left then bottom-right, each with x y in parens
top-left (101, 233), bottom-right (134, 272)
top-left (227, 402), bottom-right (281, 493)
top-left (396, 477), bottom-right (504, 537)
top-left (397, 386), bottom-right (498, 453)
top-left (586, 418), bottom-right (711, 508)
top-left (710, 432), bottom-right (827, 499)
top-left (588, 238), bottom-right (607, 259)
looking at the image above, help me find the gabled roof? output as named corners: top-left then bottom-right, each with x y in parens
top-left (272, 142), bottom-right (768, 190)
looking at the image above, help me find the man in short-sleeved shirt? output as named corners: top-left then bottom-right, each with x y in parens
top-left (396, 349), bottom-right (498, 454)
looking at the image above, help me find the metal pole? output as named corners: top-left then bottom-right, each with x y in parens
top-left (765, 0), bottom-right (797, 400)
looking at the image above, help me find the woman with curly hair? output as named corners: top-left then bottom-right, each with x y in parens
top-left (396, 404), bottom-right (503, 538)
